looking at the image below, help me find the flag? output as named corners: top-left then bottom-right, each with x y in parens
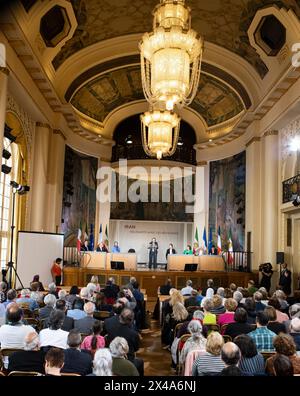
top-left (208, 227), bottom-right (213, 253)
top-left (228, 228), bottom-right (233, 264)
top-left (194, 226), bottom-right (199, 243)
top-left (105, 224), bottom-right (109, 246)
top-left (77, 223), bottom-right (82, 253)
top-left (89, 224), bottom-right (94, 251)
top-left (99, 224), bottom-right (103, 243)
top-left (217, 226), bottom-right (222, 254)
top-left (84, 223), bottom-right (89, 241)
top-left (202, 226), bottom-right (207, 251)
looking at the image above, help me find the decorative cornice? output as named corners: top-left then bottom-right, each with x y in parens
top-left (246, 137), bottom-right (261, 147)
top-left (0, 67), bottom-right (10, 76)
top-left (100, 158), bottom-right (112, 163)
top-left (197, 161), bottom-right (208, 166)
top-left (53, 129), bottom-right (67, 141)
top-left (36, 121), bottom-right (51, 129)
top-left (264, 130), bottom-right (278, 137)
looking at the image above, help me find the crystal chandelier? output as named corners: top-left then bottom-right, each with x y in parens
top-left (141, 110), bottom-right (180, 160)
top-left (140, 0), bottom-right (203, 111)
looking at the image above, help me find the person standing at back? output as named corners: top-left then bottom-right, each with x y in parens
top-left (51, 258), bottom-right (62, 286)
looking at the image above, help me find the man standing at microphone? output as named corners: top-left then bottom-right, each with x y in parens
top-left (148, 237), bottom-right (158, 270)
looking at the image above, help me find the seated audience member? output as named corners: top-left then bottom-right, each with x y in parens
top-left (39, 310), bottom-right (68, 350)
top-left (106, 308), bottom-right (143, 375)
top-left (80, 287), bottom-right (92, 303)
top-left (74, 302), bottom-right (96, 334)
top-left (248, 311), bottom-right (276, 351)
top-left (44, 347), bottom-right (64, 376)
top-left (103, 301), bottom-right (126, 335)
top-left (87, 282), bottom-right (97, 300)
top-left (158, 279), bottom-right (173, 295)
top-left (90, 348), bottom-right (112, 376)
top-left (258, 287), bottom-right (269, 305)
top-left (184, 290), bottom-right (201, 308)
top-left (177, 310), bottom-right (204, 339)
top-left (81, 321), bottom-right (105, 357)
top-left (103, 278), bottom-right (120, 303)
top-left (31, 275), bottom-right (45, 292)
top-left (274, 290), bottom-right (289, 311)
top-left (48, 282), bottom-right (58, 298)
top-left (180, 320), bottom-right (207, 364)
top-left (218, 298), bottom-right (237, 329)
top-left (67, 298), bottom-right (87, 320)
top-left (234, 334), bottom-right (265, 375)
top-left (210, 295), bottom-right (226, 315)
top-left (58, 289), bottom-right (67, 301)
top-left (233, 291), bottom-right (244, 308)
top-left (162, 302), bottom-right (189, 347)
top-left (132, 282), bottom-right (144, 303)
top-left (224, 308), bottom-right (254, 339)
top-left (0, 281), bottom-right (7, 303)
top-left (61, 329), bottom-right (93, 376)
top-left (65, 286), bottom-right (79, 310)
top-left (44, 299), bottom-right (74, 332)
top-left (268, 297), bottom-right (289, 323)
top-left (16, 288), bottom-right (39, 310)
top-left (95, 293), bottom-right (113, 313)
top-left (247, 280), bottom-right (257, 296)
top-left (265, 333), bottom-right (300, 375)
top-left (118, 287), bottom-right (137, 311)
top-left (90, 276), bottom-right (101, 293)
top-left (181, 280), bottom-right (193, 296)
top-left (202, 299), bottom-right (217, 325)
top-left (223, 288), bottom-right (233, 300)
top-left (273, 354), bottom-right (294, 376)
top-left (284, 303), bottom-right (300, 333)
top-left (290, 317), bottom-right (300, 350)
top-left (216, 287), bottom-right (225, 303)
top-left (201, 279), bottom-right (215, 298)
top-left (110, 337), bottom-right (139, 376)
top-left (192, 332), bottom-right (225, 376)
top-left (30, 282), bottom-right (44, 304)
top-left (39, 294), bottom-right (56, 320)
top-left (8, 332), bottom-right (45, 374)
top-left (220, 342), bottom-right (243, 376)
top-left (124, 277), bottom-right (137, 292)
top-left (243, 297), bottom-right (257, 324)
top-left (0, 302), bottom-right (5, 326)
top-left (3, 289), bottom-right (17, 308)
top-left (253, 291), bottom-right (266, 312)
top-left (264, 306), bottom-right (286, 334)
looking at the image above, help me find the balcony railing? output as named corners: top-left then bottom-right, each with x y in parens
top-left (282, 174), bottom-right (300, 203)
top-left (112, 144), bottom-right (196, 165)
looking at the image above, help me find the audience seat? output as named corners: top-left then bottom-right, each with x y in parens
top-left (21, 308), bottom-right (33, 318)
top-left (61, 373), bottom-right (81, 376)
top-left (261, 351), bottom-right (276, 361)
top-left (25, 318), bottom-right (39, 329)
top-left (174, 323), bottom-right (183, 338)
top-left (8, 371), bottom-right (42, 376)
top-left (204, 324), bottom-right (220, 335)
top-left (0, 348), bottom-right (22, 358)
top-left (93, 311), bottom-right (111, 320)
top-left (176, 334), bottom-right (191, 375)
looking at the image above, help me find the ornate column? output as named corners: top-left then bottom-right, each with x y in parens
top-left (30, 122), bottom-right (51, 231)
top-left (46, 129), bottom-right (66, 232)
top-left (193, 161), bottom-right (209, 249)
top-left (0, 67), bottom-right (9, 160)
top-left (97, 159), bottom-right (112, 246)
top-left (245, 137), bottom-right (262, 270)
top-left (262, 131), bottom-right (279, 264)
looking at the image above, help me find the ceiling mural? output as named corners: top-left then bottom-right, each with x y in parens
top-left (70, 65), bottom-right (244, 127)
top-left (53, 0), bottom-right (300, 77)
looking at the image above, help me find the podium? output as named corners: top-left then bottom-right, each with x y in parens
top-left (80, 252), bottom-right (137, 271)
top-left (167, 254), bottom-right (225, 271)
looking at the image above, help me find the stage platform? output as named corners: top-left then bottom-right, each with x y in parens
top-left (62, 267), bottom-right (258, 299)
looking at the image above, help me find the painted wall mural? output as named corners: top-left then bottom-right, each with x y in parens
top-left (61, 146), bottom-right (97, 247)
top-left (209, 151), bottom-right (246, 251)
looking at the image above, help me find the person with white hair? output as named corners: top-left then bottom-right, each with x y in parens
top-left (217, 287), bottom-right (225, 304)
top-left (58, 289), bottom-right (67, 300)
top-left (180, 320), bottom-right (207, 364)
top-left (90, 348), bottom-right (113, 376)
top-left (39, 293), bottom-right (56, 320)
top-left (90, 276), bottom-right (101, 292)
top-left (48, 282), bottom-right (58, 297)
top-left (16, 288), bottom-right (39, 310)
top-left (109, 337), bottom-right (139, 376)
top-left (181, 280), bottom-right (193, 296)
top-left (233, 291), bottom-right (244, 307)
top-left (74, 301), bottom-right (96, 334)
top-left (290, 317), bottom-right (300, 351)
top-left (273, 290), bottom-right (289, 310)
top-left (80, 287), bottom-right (91, 302)
top-left (86, 283), bottom-right (97, 300)
top-left (284, 304), bottom-right (300, 333)
top-left (8, 331), bottom-right (45, 373)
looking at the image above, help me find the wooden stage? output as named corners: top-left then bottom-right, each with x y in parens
top-left (62, 267), bottom-right (258, 299)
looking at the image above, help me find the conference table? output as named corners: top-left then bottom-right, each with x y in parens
top-left (80, 252), bottom-right (137, 270)
top-left (167, 254), bottom-right (225, 271)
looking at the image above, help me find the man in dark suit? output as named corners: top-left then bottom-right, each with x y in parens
top-left (39, 294), bottom-right (56, 320)
top-left (8, 332), bottom-right (45, 374)
top-left (61, 330), bottom-right (93, 376)
top-left (279, 263), bottom-right (292, 296)
top-left (74, 302), bottom-right (96, 334)
top-left (148, 237), bottom-right (158, 269)
top-left (103, 278), bottom-right (120, 302)
top-left (105, 308), bottom-right (144, 375)
top-left (43, 300), bottom-right (74, 331)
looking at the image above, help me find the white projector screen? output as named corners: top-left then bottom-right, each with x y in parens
top-left (16, 232), bottom-right (64, 289)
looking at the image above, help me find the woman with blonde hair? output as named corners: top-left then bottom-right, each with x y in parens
top-left (90, 276), bottom-right (101, 292)
top-left (162, 301), bottom-right (188, 347)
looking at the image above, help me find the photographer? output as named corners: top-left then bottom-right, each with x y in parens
top-left (259, 262), bottom-right (273, 293)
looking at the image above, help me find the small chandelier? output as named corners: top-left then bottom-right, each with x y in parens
top-left (141, 110), bottom-right (180, 160)
top-left (140, 0), bottom-right (203, 111)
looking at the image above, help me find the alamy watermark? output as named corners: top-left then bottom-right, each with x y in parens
top-left (96, 160), bottom-right (204, 214)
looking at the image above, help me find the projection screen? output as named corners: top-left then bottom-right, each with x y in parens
top-left (16, 231), bottom-right (64, 288)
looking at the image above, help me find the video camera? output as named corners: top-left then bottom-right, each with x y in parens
top-left (259, 262), bottom-right (273, 272)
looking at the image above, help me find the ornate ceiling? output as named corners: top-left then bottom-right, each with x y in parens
top-left (71, 65), bottom-right (245, 127)
top-left (52, 0), bottom-right (300, 77)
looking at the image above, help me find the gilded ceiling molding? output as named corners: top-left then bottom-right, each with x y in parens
top-left (264, 130), bottom-right (278, 137)
top-left (197, 161), bottom-right (208, 166)
top-left (246, 137), bottom-right (261, 147)
top-left (53, 129), bottom-right (67, 141)
top-left (0, 67), bottom-right (10, 76)
top-left (36, 121), bottom-right (51, 129)
top-left (100, 158), bottom-right (112, 164)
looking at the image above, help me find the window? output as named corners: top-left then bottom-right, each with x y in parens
top-left (0, 137), bottom-right (19, 269)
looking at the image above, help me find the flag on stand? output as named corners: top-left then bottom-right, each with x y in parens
top-left (84, 223), bottom-right (89, 241)
top-left (202, 226), bottom-right (207, 252)
top-left (208, 228), bottom-right (213, 253)
top-left (228, 228), bottom-right (234, 264)
top-left (194, 226), bottom-right (199, 244)
top-left (77, 222), bottom-right (82, 253)
top-left (217, 226), bottom-right (222, 255)
top-left (99, 224), bottom-right (103, 243)
top-left (89, 224), bottom-right (94, 251)
top-left (105, 224), bottom-right (109, 246)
